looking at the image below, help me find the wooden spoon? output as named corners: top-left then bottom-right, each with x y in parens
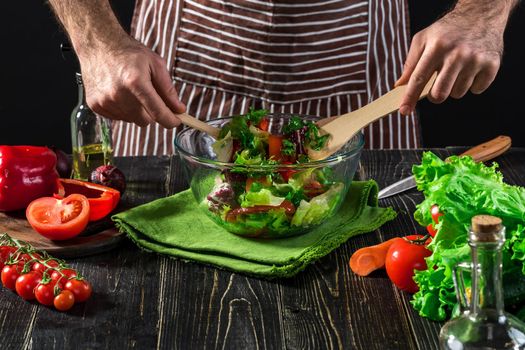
top-left (308, 72), bottom-right (438, 160)
top-left (177, 112), bottom-right (221, 139)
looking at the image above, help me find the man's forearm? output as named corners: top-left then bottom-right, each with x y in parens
top-left (450, 0), bottom-right (520, 28)
top-left (47, 0), bottom-right (130, 57)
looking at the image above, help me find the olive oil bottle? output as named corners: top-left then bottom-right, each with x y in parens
top-left (70, 73), bottom-right (113, 180)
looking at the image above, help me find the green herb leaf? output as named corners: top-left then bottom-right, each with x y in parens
top-left (305, 122), bottom-right (329, 151)
top-left (245, 107), bottom-right (268, 126)
top-left (283, 116), bottom-right (306, 134)
top-left (281, 139), bottom-right (296, 156)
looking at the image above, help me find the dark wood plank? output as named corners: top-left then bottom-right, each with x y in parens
top-left (1, 150), bottom-right (524, 350)
top-left (278, 243), bottom-right (418, 350)
top-left (153, 264), bottom-right (285, 349)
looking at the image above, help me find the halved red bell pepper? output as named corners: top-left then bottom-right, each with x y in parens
top-left (0, 146), bottom-right (59, 211)
top-left (54, 178), bottom-right (120, 221)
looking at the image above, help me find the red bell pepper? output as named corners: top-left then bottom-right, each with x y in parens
top-left (55, 178), bottom-right (120, 221)
top-left (0, 146), bottom-right (59, 211)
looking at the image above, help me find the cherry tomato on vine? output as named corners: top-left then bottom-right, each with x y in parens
top-left (1, 264), bottom-right (23, 290)
top-left (26, 194), bottom-right (90, 240)
top-left (31, 262), bottom-right (47, 274)
top-left (15, 253), bottom-right (32, 265)
top-left (54, 290), bottom-right (75, 311)
top-left (65, 279), bottom-right (92, 303)
top-left (0, 246), bottom-right (17, 269)
top-left (385, 235), bottom-right (432, 294)
top-left (35, 281), bottom-right (61, 306)
top-left (33, 259), bottom-right (62, 276)
top-left (50, 268), bottom-right (77, 285)
top-left (15, 271), bottom-right (42, 300)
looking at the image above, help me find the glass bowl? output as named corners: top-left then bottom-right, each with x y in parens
top-left (174, 113), bottom-right (364, 238)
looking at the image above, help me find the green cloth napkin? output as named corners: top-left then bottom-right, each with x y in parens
top-left (112, 180), bottom-right (396, 278)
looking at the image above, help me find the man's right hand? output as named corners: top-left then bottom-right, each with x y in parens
top-left (79, 38), bottom-right (186, 128)
top-left (48, 0), bottom-right (185, 129)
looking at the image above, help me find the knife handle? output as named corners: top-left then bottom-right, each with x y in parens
top-left (459, 135), bottom-right (512, 163)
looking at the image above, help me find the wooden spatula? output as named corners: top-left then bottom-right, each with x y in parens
top-left (177, 113), bottom-right (221, 138)
top-left (308, 72), bottom-right (438, 160)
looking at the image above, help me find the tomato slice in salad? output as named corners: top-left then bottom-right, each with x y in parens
top-left (258, 118), bottom-right (269, 131)
top-left (268, 135), bottom-right (284, 161)
top-left (26, 194), bottom-right (90, 240)
top-left (225, 200), bottom-right (296, 223)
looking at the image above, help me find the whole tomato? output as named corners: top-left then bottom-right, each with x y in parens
top-left (1, 264), bottom-right (23, 290)
top-left (35, 281), bottom-right (62, 306)
top-left (64, 279), bottom-right (92, 303)
top-left (54, 290), bottom-right (75, 311)
top-left (385, 235), bottom-right (432, 294)
top-left (15, 271), bottom-right (42, 300)
top-left (50, 268), bottom-right (77, 285)
top-left (0, 246), bottom-right (17, 269)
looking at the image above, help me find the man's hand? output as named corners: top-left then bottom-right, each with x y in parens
top-left (80, 38), bottom-right (186, 128)
top-left (396, 0), bottom-right (519, 116)
top-left (48, 0), bottom-right (185, 128)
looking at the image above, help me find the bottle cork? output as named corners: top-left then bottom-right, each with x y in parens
top-left (470, 215), bottom-right (503, 242)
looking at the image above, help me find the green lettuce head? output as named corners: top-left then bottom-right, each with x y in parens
top-left (410, 152), bottom-right (525, 321)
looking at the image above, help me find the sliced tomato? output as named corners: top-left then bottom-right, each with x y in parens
top-left (26, 194), bottom-right (90, 240)
top-left (55, 178), bottom-right (120, 221)
top-left (279, 162), bottom-right (298, 183)
top-left (268, 135), bottom-right (284, 161)
top-left (258, 118), bottom-right (269, 131)
top-left (303, 180), bottom-right (326, 198)
top-left (225, 200), bottom-right (295, 223)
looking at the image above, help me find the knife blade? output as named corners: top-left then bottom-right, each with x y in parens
top-left (377, 135), bottom-right (512, 200)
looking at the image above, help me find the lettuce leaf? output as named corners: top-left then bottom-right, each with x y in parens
top-left (239, 189), bottom-right (286, 207)
top-left (212, 131), bottom-right (233, 162)
top-left (411, 152), bottom-right (525, 321)
top-left (291, 183), bottom-right (343, 227)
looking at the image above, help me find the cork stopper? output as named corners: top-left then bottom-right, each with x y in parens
top-left (470, 215), bottom-right (504, 242)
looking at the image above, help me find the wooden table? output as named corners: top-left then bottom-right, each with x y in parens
top-left (1, 148), bottom-right (524, 350)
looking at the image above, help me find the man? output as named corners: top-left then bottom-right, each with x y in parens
top-left (49, 0), bottom-right (519, 156)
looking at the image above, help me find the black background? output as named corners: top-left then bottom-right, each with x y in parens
top-left (1, 1), bottom-right (523, 153)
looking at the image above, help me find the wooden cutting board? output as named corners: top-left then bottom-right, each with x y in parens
top-left (0, 210), bottom-right (125, 258)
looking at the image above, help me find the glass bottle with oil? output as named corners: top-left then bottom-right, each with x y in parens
top-left (70, 72), bottom-right (113, 180)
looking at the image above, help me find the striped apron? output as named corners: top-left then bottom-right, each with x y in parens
top-left (113, 0), bottom-right (420, 156)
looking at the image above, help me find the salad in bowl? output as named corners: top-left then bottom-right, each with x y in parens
top-left (174, 109), bottom-right (363, 238)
